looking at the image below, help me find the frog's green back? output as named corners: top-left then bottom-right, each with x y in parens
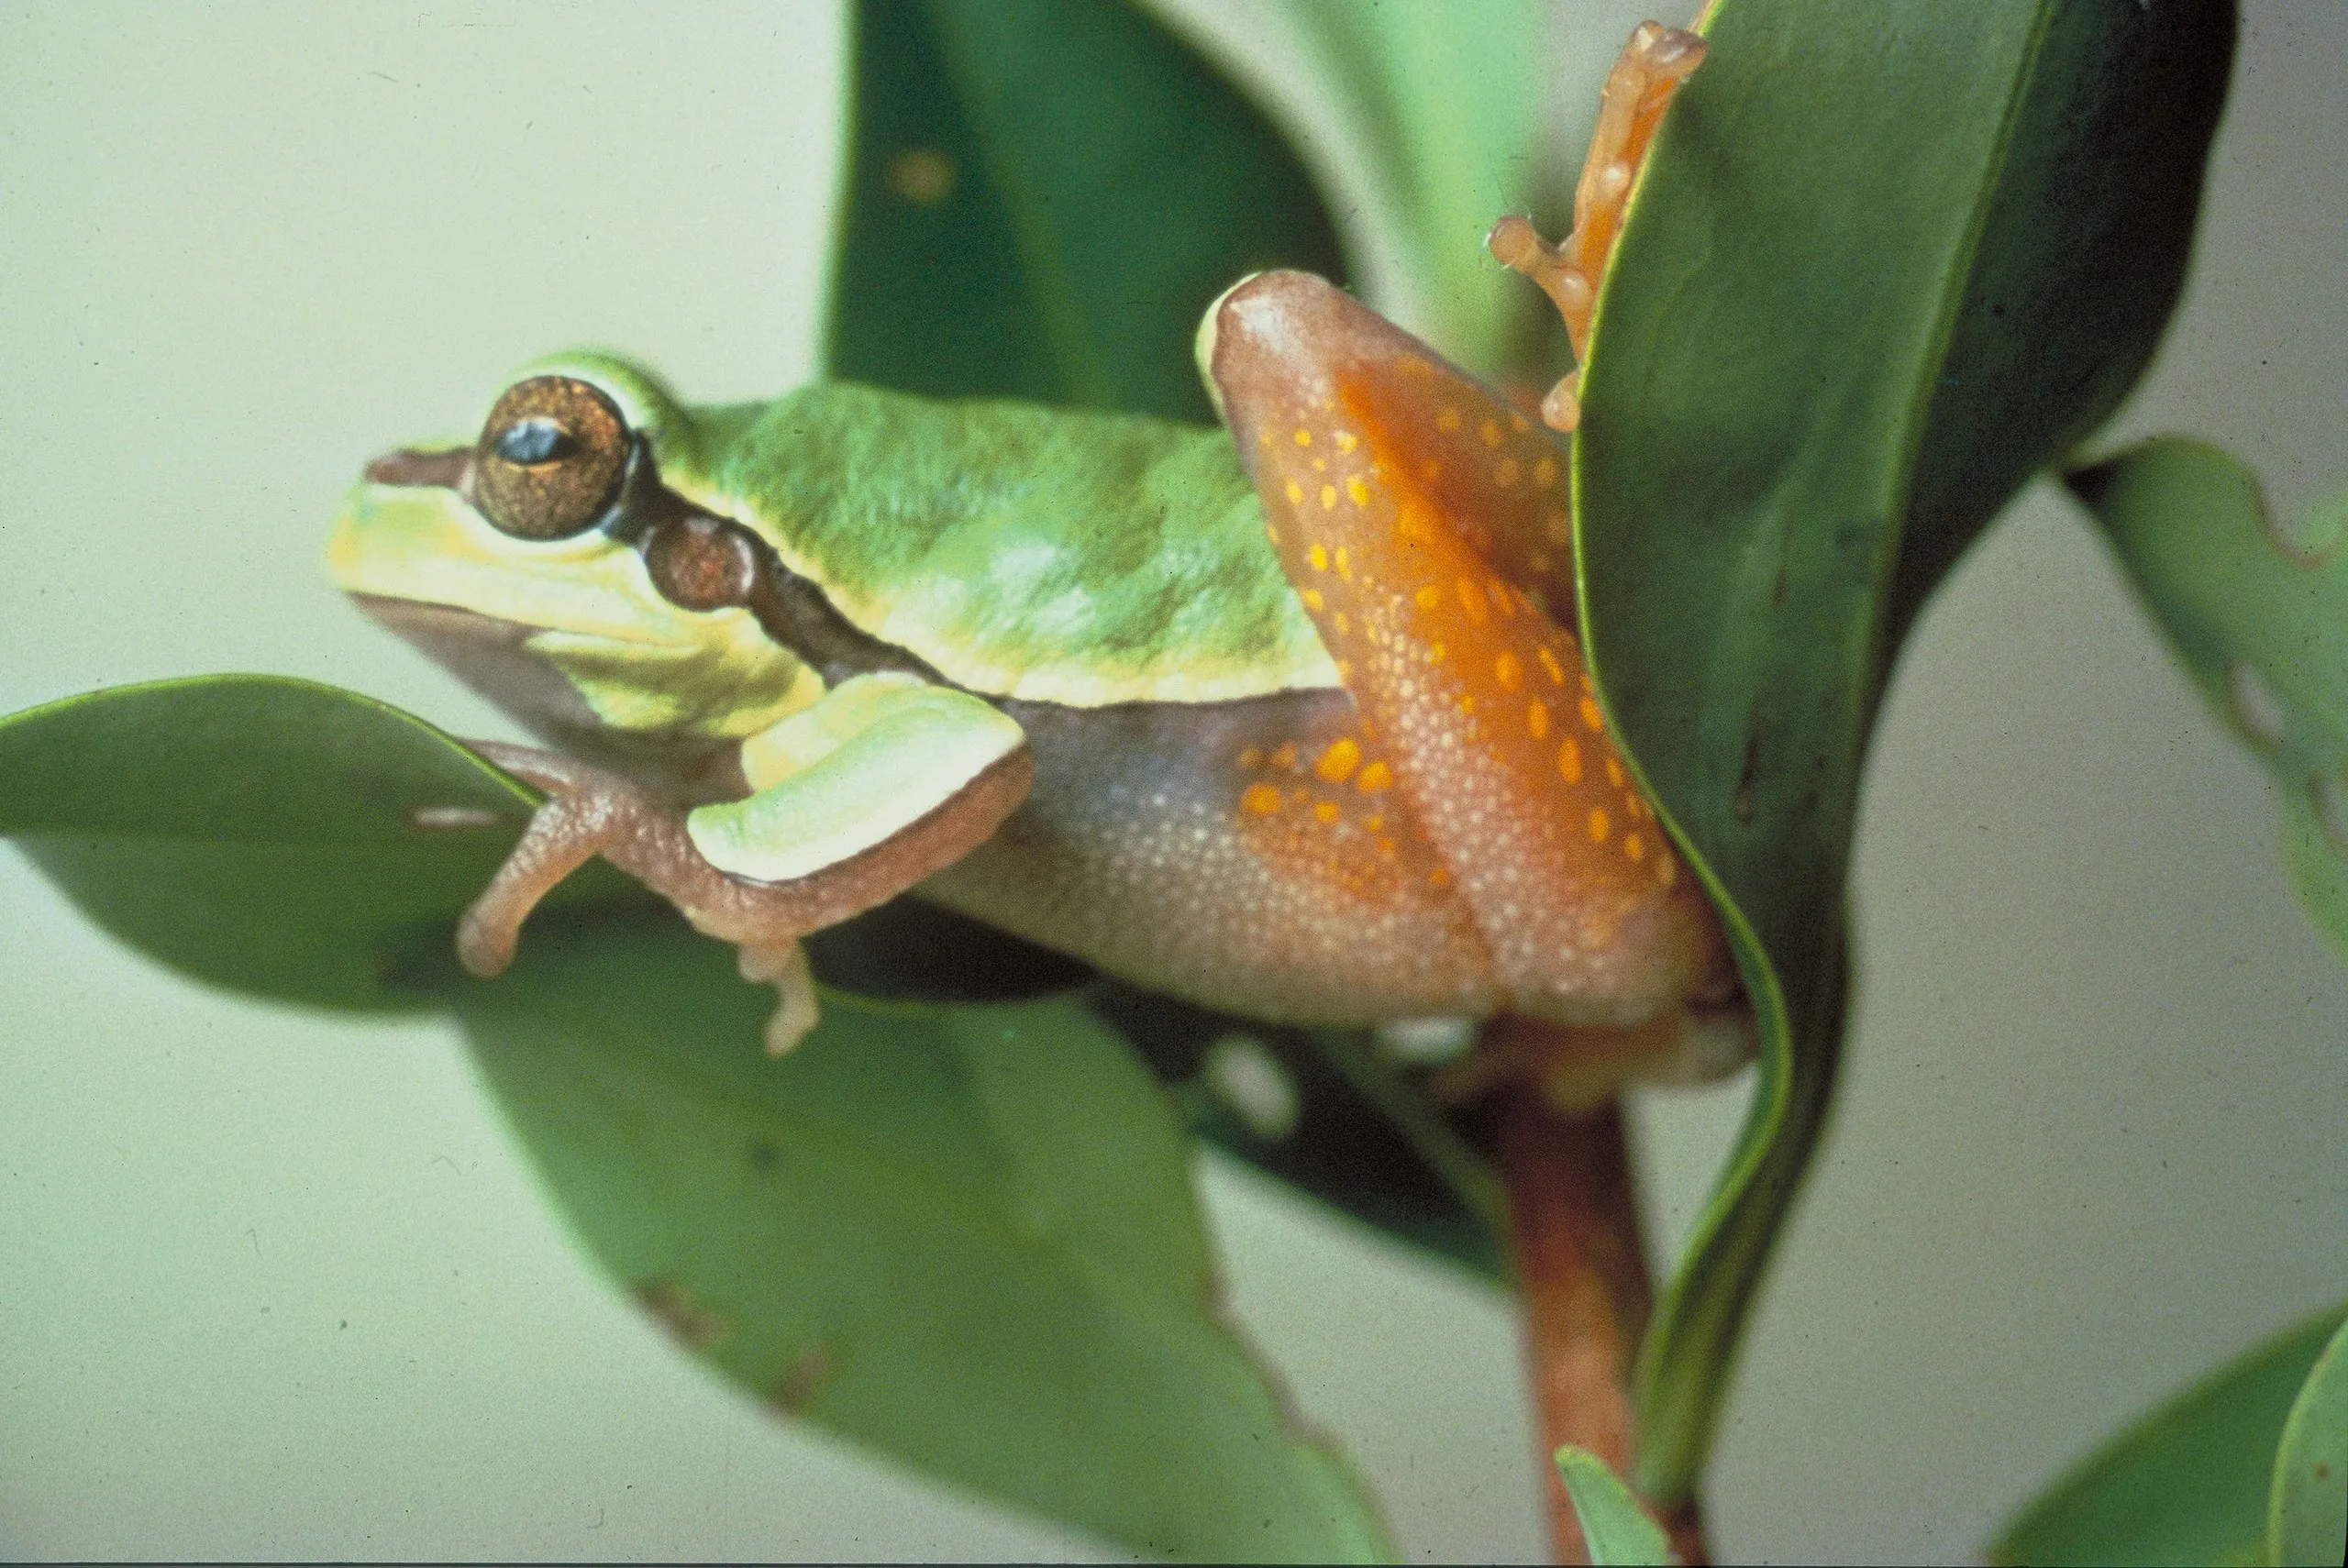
top-left (673, 384), bottom-right (1340, 706)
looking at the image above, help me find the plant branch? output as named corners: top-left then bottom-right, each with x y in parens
top-left (1481, 1024), bottom-right (1707, 1564)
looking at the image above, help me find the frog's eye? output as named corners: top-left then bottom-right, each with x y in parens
top-left (474, 375), bottom-right (627, 539)
top-left (644, 513), bottom-right (761, 612)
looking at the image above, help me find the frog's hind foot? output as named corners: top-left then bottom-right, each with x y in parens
top-left (1488, 19), bottom-right (1705, 431)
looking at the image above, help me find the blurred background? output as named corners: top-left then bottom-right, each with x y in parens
top-left (1, 3), bottom-right (2341, 1561)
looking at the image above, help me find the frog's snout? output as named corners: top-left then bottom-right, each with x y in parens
top-left (364, 446), bottom-right (471, 489)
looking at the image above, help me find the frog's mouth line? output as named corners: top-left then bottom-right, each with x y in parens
top-left (349, 594), bottom-right (745, 804)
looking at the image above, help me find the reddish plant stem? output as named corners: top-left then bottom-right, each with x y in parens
top-left (1489, 1066), bottom-right (1709, 1565)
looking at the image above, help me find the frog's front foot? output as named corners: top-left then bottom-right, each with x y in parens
top-left (1489, 18), bottom-right (1705, 431)
top-left (451, 727), bottom-right (1033, 1055)
top-left (449, 742), bottom-right (825, 1051)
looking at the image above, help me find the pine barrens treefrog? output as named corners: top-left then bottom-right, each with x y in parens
top-left (327, 22), bottom-right (1744, 1084)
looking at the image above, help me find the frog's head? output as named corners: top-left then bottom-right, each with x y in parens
top-left (329, 354), bottom-right (823, 797)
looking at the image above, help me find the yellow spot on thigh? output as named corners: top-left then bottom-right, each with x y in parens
top-left (1588, 806), bottom-right (1611, 843)
top-left (1415, 584), bottom-right (1442, 610)
top-left (1427, 641), bottom-right (1446, 664)
top-left (1309, 543), bottom-right (1328, 570)
top-left (1528, 700), bottom-right (1550, 739)
top-left (1456, 576), bottom-right (1490, 622)
top-left (1495, 651), bottom-right (1523, 690)
top-left (1321, 484), bottom-right (1337, 510)
top-left (1265, 523), bottom-right (1280, 546)
top-left (1534, 455), bottom-right (1558, 489)
top-left (1457, 693), bottom-right (1477, 715)
top-left (1284, 480), bottom-right (1303, 505)
top-left (1510, 411), bottom-right (1531, 434)
top-left (1294, 427), bottom-right (1312, 447)
top-left (1236, 745), bottom-right (1263, 769)
top-left (1271, 742), bottom-right (1299, 770)
top-left (1333, 611), bottom-right (1351, 635)
top-left (1399, 355), bottom-right (1433, 377)
top-left (1335, 430), bottom-right (1359, 452)
top-left (1429, 866), bottom-right (1453, 889)
top-left (1494, 457), bottom-right (1521, 487)
top-left (1480, 418), bottom-right (1503, 448)
top-left (1300, 587), bottom-right (1324, 611)
top-left (1240, 783), bottom-right (1283, 816)
top-left (1538, 646), bottom-right (1567, 686)
top-left (1605, 756), bottom-right (1624, 787)
top-left (1357, 760), bottom-right (1393, 794)
top-left (1579, 696), bottom-right (1604, 731)
top-left (1312, 799), bottom-right (1341, 823)
top-left (1315, 737), bottom-right (1361, 782)
top-left (1346, 477), bottom-right (1371, 506)
top-left (1625, 833), bottom-right (1645, 861)
top-left (1489, 575), bottom-right (1516, 614)
top-left (1435, 407), bottom-right (1463, 433)
top-left (1335, 548), bottom-right (1352, 580)
top-left (1558, 738), bottom-right (1583, 783)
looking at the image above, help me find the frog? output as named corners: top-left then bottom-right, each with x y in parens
top-left (327, 19), bottom-right (1744, 1086)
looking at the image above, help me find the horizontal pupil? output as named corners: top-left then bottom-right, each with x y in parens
top-left (495, 416), bottom-right (573, 466)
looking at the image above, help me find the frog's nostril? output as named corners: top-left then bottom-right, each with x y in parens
top-left (364, 447), bottom-right (470, 489)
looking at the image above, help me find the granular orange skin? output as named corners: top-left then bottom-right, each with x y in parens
top-left (1194, 271), bottom-right (1733, 1036)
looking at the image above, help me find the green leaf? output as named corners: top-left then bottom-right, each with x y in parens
top-left (0, 676), bottom-right (1091, 1013)
top-left (1573, 0), bottom-right (2233, 1503)
top-left (1554, 1446), bottom-right (1670, 1567)
top-left (0, 675), bottom-right (637, 1010)
top-left (1269, 0), bottom-right (1547, 379)
top-left (402, 905), bottom-right (1393, 1563)
top-left (1991, 1301), bottom-right (2348, 1567)
top-left (826, 0), bottom-right (1346, 423)
top-left (2269, 1309), bottom-right (2348, 1567)
top-left (2066, 440), bottom-right (2348, 953)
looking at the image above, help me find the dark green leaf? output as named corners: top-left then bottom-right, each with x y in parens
top-left (826, 0), bottom-right (1346, 423)
top-left (1991, 1300), bottom-right (2348, 1567)
top-left (2269, 1314), bottom-right (2348, 1567)
top-left (2067, 440), bottom-right (2348, 953)
top-left (405, 904), bottom-right (1394, 1563)
top-left (1554, 1446), bottom-right (1670, 1566)
top-left (1573, 0), bottom-right (2232, 1502)
top-left (0, 676), bottom-right (637, 1010)
top-left (1090, 987), bottom-right (1507, 1282)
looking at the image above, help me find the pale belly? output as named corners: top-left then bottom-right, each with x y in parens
top-left (919, 689), bottom-right (1503, 1027)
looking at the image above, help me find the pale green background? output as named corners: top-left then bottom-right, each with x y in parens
top-left (2, 3), bottom-right (2342, 1562)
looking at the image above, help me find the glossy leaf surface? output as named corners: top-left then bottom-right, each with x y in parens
top-left (1555, 1446), bottom-right (1670, 1566)
top-left (2269, 1314), bottom-right (2348, 1567)
top-left (2067, 440), bottom-right (2348, 953)
top-left (1992, 1301), bottom-right (2348, 1567)
top-left (411, 905), bottom-right (1392, 1563)
top-left (827, 0), bottom-right (1346, 423)
top-left (0, 676), bottom-right (636, 1010)
top-left (1574, 0), bottom-right (2232, 1501)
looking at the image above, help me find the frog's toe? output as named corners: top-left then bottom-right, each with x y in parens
top-left (737, 940), bottom-right (820, 1055)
